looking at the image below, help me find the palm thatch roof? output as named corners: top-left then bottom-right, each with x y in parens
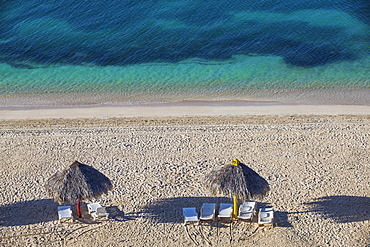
top-left (204, 161), bottom-right (269, 201)
top-left (45, 161), bottom-right (113, 204)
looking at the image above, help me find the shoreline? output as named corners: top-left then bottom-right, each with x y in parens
top-left (0, 101), bottom-right (370, 120)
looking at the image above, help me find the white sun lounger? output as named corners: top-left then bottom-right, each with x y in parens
top-left (183, 207), bottom-right (199, 225)
top-left (87, 203), bottom-right (109, 221)
top-left (58, 206), bottom-right (73, 222)
top-left (218, 203), bottom-right (233, 221)
top-left (238, 201), bottom-right (256, 221)
top-left (200, 203), bottom-right (216, 221)
top-left (258, 207), bottom-right (274, 226)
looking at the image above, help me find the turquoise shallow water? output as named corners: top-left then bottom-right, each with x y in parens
top-left (0, 0), bottom-right (369, 106)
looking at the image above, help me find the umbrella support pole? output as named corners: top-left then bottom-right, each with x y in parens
top-left (233, 195), bottom-right (238, 219)
top-left (77, 200), bottom-right (82, 218)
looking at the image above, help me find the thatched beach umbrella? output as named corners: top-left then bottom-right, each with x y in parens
top-left (204, 159), bottom-right (270, 218)
top-left (45, 161), bottom-right (113, 218)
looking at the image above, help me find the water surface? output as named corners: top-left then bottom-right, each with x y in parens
top-left (1, 0), bottom-right (369, 106)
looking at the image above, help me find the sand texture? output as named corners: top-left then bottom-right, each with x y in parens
top-left (0, 115), bottom-right (369, 246)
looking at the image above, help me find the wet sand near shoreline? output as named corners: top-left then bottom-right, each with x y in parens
top-left (1, 101), bottom-right (370, 120)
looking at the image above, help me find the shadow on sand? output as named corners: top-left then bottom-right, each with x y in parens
top-left (105, 206), bottom-right (131, 222)
top-left (138, 197), bottom-right (292, 227)
top-left (253, 202), bottom-right (292, 227)
top-left (272, 211), bottom-right (293, 227)
top-left (139, 196), bottom-right (230, 224)
top-left (72, 204), bottom-right (128, 224)
top-left (0, 199), bottom-right (128, 226)
top-left (0, 199), bottom-right (59, 226)
top-left (304, 196), bottom-right (370, 223)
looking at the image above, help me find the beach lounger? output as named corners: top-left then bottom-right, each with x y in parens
top-left (87, 203), bottom-right (109, 221)
top-left (200, 203), bottom-right (216, 221)
top-left (58, 206), bottom-right (73, 222)
top-left (218, 203), bottom-right (233, 221)
top-left (183, 207), bottom-right (199, 225)
top-left (238, 201), bottom-right (256, 221)
top-left (258, 207), bottom-right (274, 226)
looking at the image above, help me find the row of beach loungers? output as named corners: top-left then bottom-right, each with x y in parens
top-left (183, 202), bottom-right (274, 226)
top-left (58, 203), bottom-right (109, 222)
top-left (58, 201), bottom-right (273, 225)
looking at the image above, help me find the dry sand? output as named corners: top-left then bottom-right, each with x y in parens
top-left (0, 108), bottom-right (369, 246)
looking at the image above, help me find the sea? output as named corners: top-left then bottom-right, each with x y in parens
top-left (1, 0), bottom-right (369, 107)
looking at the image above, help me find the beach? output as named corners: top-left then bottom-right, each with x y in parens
top-left (1, 0), bottom-right (369, 245)
top-left (0, 105), bottom-right (369, 246)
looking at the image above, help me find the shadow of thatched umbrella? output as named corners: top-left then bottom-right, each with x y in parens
top-left (304, 196), bottom-right (370, 223)
top-left (204, 159), bottom-right (270, 218)
top-left (138, 196), bottom-right (229, 223)
top-left (0, 199), bottom-right (59, 226)
top-left (45, 161), bottom-right (113, 218)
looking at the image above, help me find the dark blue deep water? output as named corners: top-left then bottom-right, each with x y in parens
top-left (0, 0), bottom-right (369, 105)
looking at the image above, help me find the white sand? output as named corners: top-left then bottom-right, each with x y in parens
top-left (0, 112), bottom-right (369, 246)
